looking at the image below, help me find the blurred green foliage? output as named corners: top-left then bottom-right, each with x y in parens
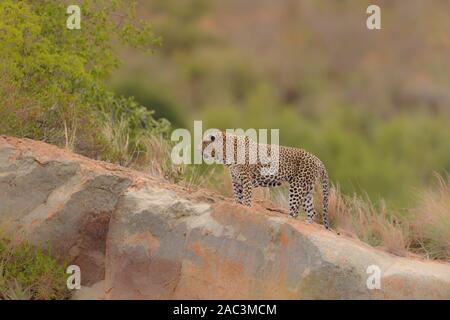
top-left (112, 0), bottom-right (450, 209)
top-left (150, 0), bottom-right (212, 54)
top-left (114, 80), bottom-right (185, 128)
top-left (202, 84), bottom-right (450, 207)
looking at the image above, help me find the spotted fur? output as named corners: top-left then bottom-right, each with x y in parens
top-left (200, 130), bottom-right (331, 230)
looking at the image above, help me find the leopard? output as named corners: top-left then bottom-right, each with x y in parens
top-left (199, 130), bottom-right (331, 230)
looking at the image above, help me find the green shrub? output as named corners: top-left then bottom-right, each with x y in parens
top-left (0, 236), bottom-right (70, 300)
top-left (0, 0), bottom-right (169, 162)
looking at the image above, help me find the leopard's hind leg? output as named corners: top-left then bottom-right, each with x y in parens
top-left (302, 187), bottom-right (316, 224)
top-left (288, 180), bottom-right (302, 218)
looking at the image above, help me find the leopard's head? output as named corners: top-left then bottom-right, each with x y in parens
top-left (198, 130), bottom-right (252, 164)
top-left (198, 130), bottom-right (226, 162)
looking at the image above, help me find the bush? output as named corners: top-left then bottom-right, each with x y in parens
top-left (0, 236), bottom-right (70, 300)
top-left (0, 0), bottom-right (169, 163)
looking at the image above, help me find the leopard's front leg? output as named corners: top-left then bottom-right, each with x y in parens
top-left (229, 168), bottom-right (244, 204)
top-left (241, 175), bottom-right (253, 207)
top-left (231, 179), bottom-right (244, 204)
top-left (229, 167), bottom-right (253, 207)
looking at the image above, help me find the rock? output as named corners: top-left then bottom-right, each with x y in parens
top-left (0, 135), bottom-right (449, 299)
top-left (72, 281), bottom-right (106, 300)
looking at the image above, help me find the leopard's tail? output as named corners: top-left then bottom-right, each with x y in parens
top-left (320, 167), bottom-right (331, 230)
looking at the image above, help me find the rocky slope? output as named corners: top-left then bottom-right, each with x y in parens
top-left (0, 136), bottom-right (449, 299)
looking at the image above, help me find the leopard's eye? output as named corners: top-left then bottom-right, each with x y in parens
top-left (210, 135), bottom-right (215, 142)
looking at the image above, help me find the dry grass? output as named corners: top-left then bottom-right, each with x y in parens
top-left (327, 186), bottom-right (410, 257)
top-left (408, 174), bottom-right (450, 260)
top-left (136, 134), bottom-right (179, 179)
top-left (270, 175), bottom-right (450, 261)
top-left (102, 116), bottom-right (135, 166)
top-left (135, 135), bottom-right (221, 190)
